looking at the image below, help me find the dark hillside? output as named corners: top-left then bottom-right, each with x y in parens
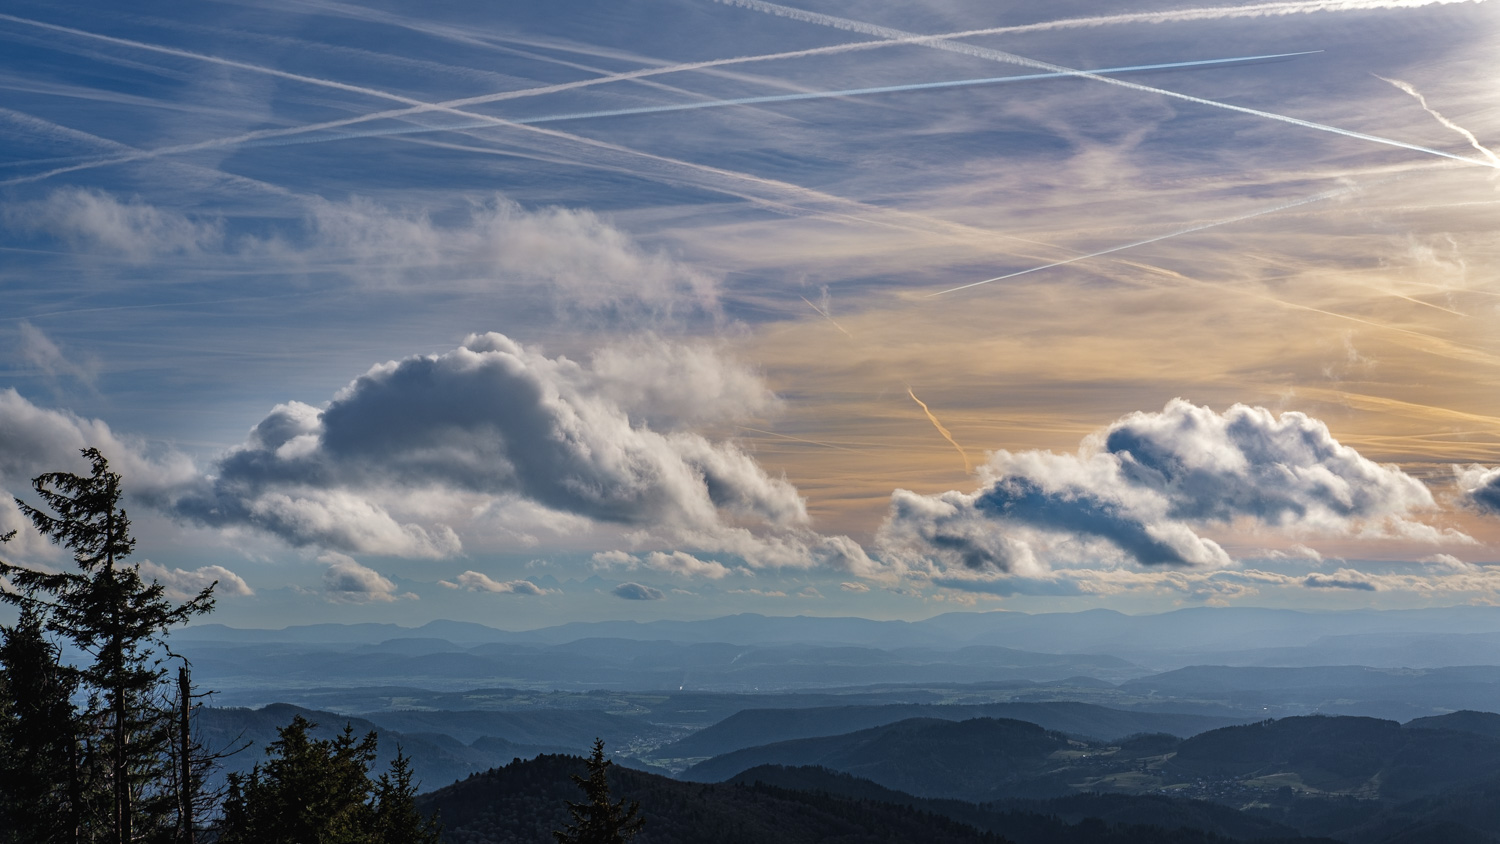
top-left (662, 701), bottom-right (1243, 758)
top-left (417, 754), bottom-right (1006, 844)
top-left (682, 717), bottom-right (1076, 799)
top-left (417, 755), bottom-right (1337, 844)
top-left (729, 765), bottom-right (1319, 843)
top-left (1403, 709), bottom-right (1500, 740)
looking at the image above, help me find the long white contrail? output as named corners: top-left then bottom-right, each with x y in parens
top-left (1376, 75), bottom-right (1500, 167)
top-left (930, 184), bottom-right (1362, 296)
top-left (717, 0), bottom-right (1500, 171)
top-left (260, 53), bottom-right (1318, 148)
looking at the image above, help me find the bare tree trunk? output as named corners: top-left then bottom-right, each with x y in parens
top-left (177, 665), bottom-right (194, 844)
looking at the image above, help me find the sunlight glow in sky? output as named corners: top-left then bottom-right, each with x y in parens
top-left (2, 0), bottom-right (1499, 627)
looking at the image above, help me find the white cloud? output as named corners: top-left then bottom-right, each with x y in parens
top-left (176, 334), bottom-right (820, 564)
top-left (5, 188), bottom-right (223, 261)
top-left (0, 388), bottom-right (197, 506)
top-left (592, 549), bottom-right (732, 579)
top-left (840, 581), bottom-right (870, 593)
top-left (319, 553), bottom-right (414, 603)
top-left (438, 570), bottom-right (553, 595)
top-left (300, 195), bottom-right (721, 318)
top-left (877, 399), bottom-right (1448, 587)
top-left (17, 323), bottom-right (97, 389)
top-left (139, 560), bottom-right (252, 601)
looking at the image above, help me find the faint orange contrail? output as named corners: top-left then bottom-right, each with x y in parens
top-left (800, 296), bottom-right (854, 338)
top-left (907, 387), bottom-right (972, 473)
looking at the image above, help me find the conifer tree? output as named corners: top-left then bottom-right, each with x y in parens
top-left (0, 606), bottom-right (86, 844)
top-left (217, 715), bottom-right (441, 844)
top-left (553, 738), bottom-right (645, 844)
top-left (0, 448), bottom-right (216, 844)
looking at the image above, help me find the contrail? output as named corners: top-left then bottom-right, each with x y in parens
top-left (931, 184), bottom-right (1361, 295)
top-left (254, 53), bottom-right (1320, 148)
top-left (716, 0), bottom-right (1500, 170)
top-left (736, 425), bottom-right (864, 452)
top-left (0, 14), bottom-right (1051, 250)
top-left (1376, 75), bottom-right (1500, 168)
top-left (800, 296), bottom-right (854, 338)
top-left (908, 387), bottom-right (972, 472)
top-left (0, 7), bottom-right (1309, 181)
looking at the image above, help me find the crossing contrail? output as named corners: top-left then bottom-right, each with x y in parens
top-left (801, 296), bottom-right (854, 338)
top-left (250, 53), bottom-right (1319, 148)
top-left (716, 0), bottom-right (1500, 171)
top-left (1376, 75), bottom-right (1500, 168)
top-left (931, 184), bottom-right (1362, 296)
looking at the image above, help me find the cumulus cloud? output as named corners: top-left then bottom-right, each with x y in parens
top-left (878, 399), bottom-right (1444, 588)
top-left (0, 388), bottom-right (197, 507)
top-left (1304, 568), bottom-right (1382, 591)
top-left (139, 560), bottom-right (252, 601)
top-left (438, 570), bottom-right (553, 595)
top-left (320, 554), bottom-right (414, 603)
top-left (174, 334), bottom-right (835, 566)
top-left (612, 581), bottom-right (664, 601)
top-left (591, 549), bottom-right (731, 579)
top-left (5, 188), bottom-right (223, 261)
top-left (1456, 465), bottom-right (1500, 514)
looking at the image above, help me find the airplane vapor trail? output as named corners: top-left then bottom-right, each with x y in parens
top-left (908, 388), bottom-right (972, 472)
top-left (931, 185), bottom-right (1360, 295)
top-left (0, 5), bottom-right (1310, 181)
top-left (801, 296), bottom-right (854, 338)
top-left (253, 53), bottom-right (1318, 149)
top-left (0, 13), bottom-right (1056, 250)
top-left (1376, 75), bottom-right (1500, 167)
top-left (716, 0), bottom-right (1500, 170)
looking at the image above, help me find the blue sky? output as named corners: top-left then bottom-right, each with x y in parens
top-left (2, 0), bottom-right (1499, 628)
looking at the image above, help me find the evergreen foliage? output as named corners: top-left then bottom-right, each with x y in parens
top-left (216, 714), bottom-right (441, 844)
top-left (0, 448), bottom-right (217, 843)
top-left (553, 739), bottom-right (645, 844)
top-left (0, 606), bottom-right (88, 843)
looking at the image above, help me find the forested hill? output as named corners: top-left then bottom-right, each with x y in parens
top-left (415, 754), bottom-right (1337, 844)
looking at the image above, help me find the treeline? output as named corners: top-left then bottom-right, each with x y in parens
top-left (0, 450), bottom-right (439, 844)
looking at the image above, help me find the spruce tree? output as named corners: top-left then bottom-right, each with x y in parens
top-left (217, 715), bottom-right (441, 844)
top-left (0, 448), bottom-right (216, 844)
top-left (553, 739), bottom-right (644, 844)
top-left (0, 606), bottom-right (85, 844)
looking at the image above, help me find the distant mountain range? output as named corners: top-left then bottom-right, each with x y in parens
top-left (179, 606), bottom-right (1500, 656)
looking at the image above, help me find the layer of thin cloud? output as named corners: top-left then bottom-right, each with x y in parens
top-left (612, 581), bottom-right (664, 601)
top-left (438, 570), bottom-right (553, 595)
top-left (4, 187), bottom-right (224, 261)
top-left (139, 560), bottom-right (252, 601)
top-left (320, 553), bottom-right (413, 603)
top-left (175, 334), bottom-right (818, 564)
top-left (17, 323), bottom-right (97, 389)
top-left (6, 188), bottom-right (718, 319)
top-left (878, 400), bottom-right (1447, 589)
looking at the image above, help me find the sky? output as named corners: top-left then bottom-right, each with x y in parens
top-left (2, 0), bottom-right (1500, 629)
